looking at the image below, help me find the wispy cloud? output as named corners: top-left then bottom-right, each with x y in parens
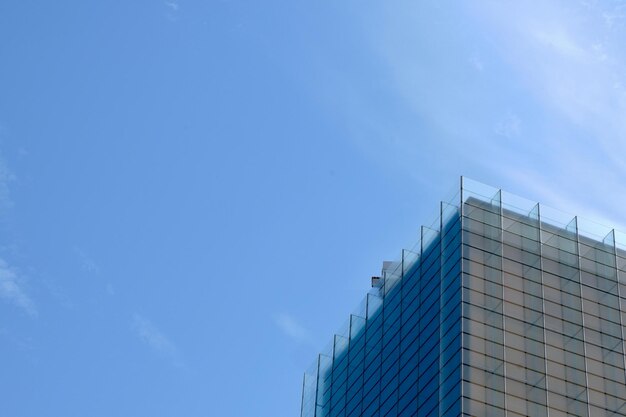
top-left (468, 1), bottom-right (626, 226)
top-left (164, 1), bottom-right (179, 12)
top-left (494, 112), bottom-right (521, 139)
top-left (0, 259), bottom-right (37, 318)
top-left (273, 313), bottom-right (313, 345)
top-left (73, 247), bottom-right (117, 297)
top-left (336, 1), bottom-right (626, 226)
top-left (73, 247), bottom-right (100, 274)
top-left (293, 1), bottom-right (626, 230)
top-left (131, 313), bottom-right (184, 367)
top-left (163, 0), bottom-right (180, 22)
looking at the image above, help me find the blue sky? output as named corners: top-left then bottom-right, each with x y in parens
top-left (2, 1), bottom-right (626, 416)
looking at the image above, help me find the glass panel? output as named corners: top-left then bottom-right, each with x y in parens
top-left (302, 177), bottom-right (626, 416)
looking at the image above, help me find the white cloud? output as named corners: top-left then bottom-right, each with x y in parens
top-left (298, 1), bottom-right (626, 231)
top-left (532, 28), bottom-right (586, 58)
top-left (0, 259), bottom-right (37, 318)
top-left (132, 313), bottom-right (176, 353)
top-left (360, 1), bottom-right (626, 226)
top-left (164, 1), bottom-right (179, 11)
top-left (162, 1), bottom-right (181, 22)
top-left (273, 313), bottom-right (313, 345)
top-left (131, 313), bottom-right (184, 367)
top-left (467, 1), bottom-right (626, 225)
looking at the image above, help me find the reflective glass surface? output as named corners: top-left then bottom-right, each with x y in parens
top-left (302, 178), bottom-right (626, 417)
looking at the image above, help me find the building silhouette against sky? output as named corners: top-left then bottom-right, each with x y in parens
top-left (301, 178), bottom-right (626, 417)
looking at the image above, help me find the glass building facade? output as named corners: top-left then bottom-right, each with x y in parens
top-left (301, 178), bottom-right (626, 416)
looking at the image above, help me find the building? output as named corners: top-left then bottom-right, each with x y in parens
top-left (300, 178), bottom-right (626, 417)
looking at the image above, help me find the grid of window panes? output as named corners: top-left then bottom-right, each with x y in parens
top-left (302, 177), bottom-right (626, 417)
top-left (461, 186), bottom-right (626, 417)
top-left (461, 194), bottom-right (549, 416)
top-left (300, 196), bottom-right (463, 417)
